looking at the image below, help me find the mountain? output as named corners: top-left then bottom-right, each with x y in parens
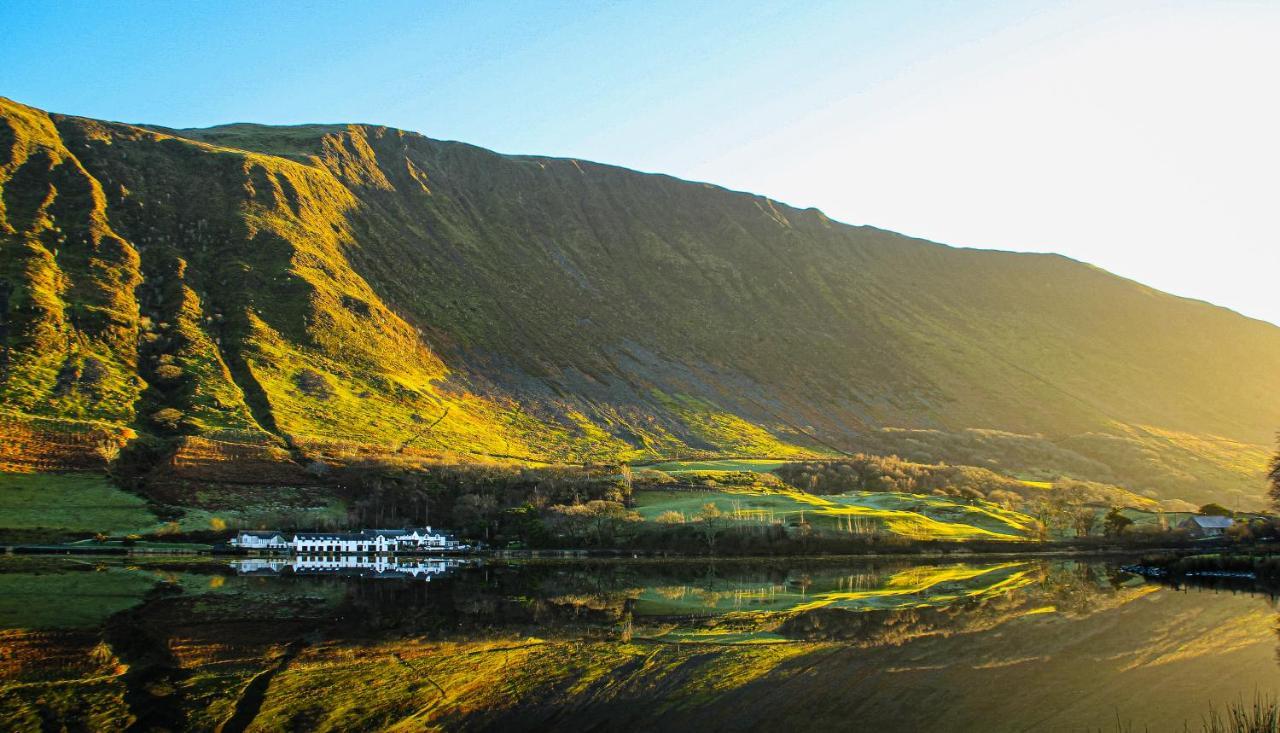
top-left (1, 97), bottom-right (1277, 505)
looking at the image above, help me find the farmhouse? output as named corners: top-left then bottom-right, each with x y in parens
top-left (1179, 515), bottom-right (1234, 538)
top-left (231, 527), bottom-right (464, 553)
top-left (232, 531), bottom-right (290, 550)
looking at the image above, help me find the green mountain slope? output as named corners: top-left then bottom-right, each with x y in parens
top-left (2, 97), bottom-right (1277, 505)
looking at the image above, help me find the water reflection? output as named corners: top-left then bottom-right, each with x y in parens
top-left (232, 555), bottom-right (466, 580)
top-left (0, 556), bottom-right (1275, 732)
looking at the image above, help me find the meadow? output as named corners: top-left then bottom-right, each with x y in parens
top-left (0, 473), bottom-right (157, 534)
top-left (633, 486), bottom-right (1034, 541)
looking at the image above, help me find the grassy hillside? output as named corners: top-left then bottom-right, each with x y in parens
top-left (2, 97), bottom-right (1278, 506)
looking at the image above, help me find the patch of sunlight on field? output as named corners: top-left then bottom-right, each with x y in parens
top-left (634, 485), bottom-right (1035, 541)
top-left (644, 459), bottom-right (789, 474)
top-left (1020, 480), bottom-right (1053, 490)
top-left (651, 628), bottom-right (793, 645)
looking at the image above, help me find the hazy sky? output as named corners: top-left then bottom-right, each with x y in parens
top-left (3, 1), bottom-right (1276, 325)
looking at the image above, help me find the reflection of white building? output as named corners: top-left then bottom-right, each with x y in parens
top-left (231, 528), bottom-right (465, 554)
top-left (232, 555), bottom-right (460, 580)
top-left (234, 558), bottom-right (288, 574)
top-left (290, 555), bottom-right (455, 578)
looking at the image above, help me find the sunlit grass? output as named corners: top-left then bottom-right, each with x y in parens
top-left (644, 459), bottom-right (790, 473)
top-left (0, 472), bottom-right (156, 533)
top-left (634, 484), bottom-right (1035, 541)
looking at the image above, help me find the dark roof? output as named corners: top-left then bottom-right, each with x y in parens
top-left (294, 532), bottom-right (374, 541)
top-left (1186, 516), bottom-right (1234, 529)
top-left (238, 531), bottom-right (286, 538)
top-left (292, 528), bottom-right (451, 541)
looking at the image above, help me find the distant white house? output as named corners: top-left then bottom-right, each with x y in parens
top-left (232, 527), bottom-right (464, 553)
top-left (232, 531), bottom-right (290, 550)
top-left (1179, 515), bottom-right (1234, 538)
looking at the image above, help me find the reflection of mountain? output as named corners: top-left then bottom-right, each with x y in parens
top-left (0, 559), bottom-right (1276, 731)
top-left (636, 561), bottom-right (1034, 616)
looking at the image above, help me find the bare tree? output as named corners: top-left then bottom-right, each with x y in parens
top-left (1269, 433), bottom-right (1280, 510)
top-left (1071, 508), bottom-right (1099, 538)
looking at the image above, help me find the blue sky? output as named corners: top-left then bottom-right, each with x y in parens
top-left (3, 0), bottom-right (1277, 325)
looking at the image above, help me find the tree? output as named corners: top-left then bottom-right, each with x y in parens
top-left (654, 510), bottom-right (685, 524)
top-left (1103, 507), bottom-right (1133, 537)
top-left (150, 407), bottom-right (185, 431)
top-left (502, 505), bottom-right (550, 546)
top-left (580, 500), bottom-right (639, 544)
top-left (1199, 503), bottom-right (1233, 517)
top-left (545, 500), bottom-right (638, 545)
top-left (1071, 508), bottom-right (1099, 538)
top-left (697, 503), bottom-right (725, 551)
top-left (1226, 521), bottom-right (1254, 543)
top-left (455, 493), bottom-right (499, 537)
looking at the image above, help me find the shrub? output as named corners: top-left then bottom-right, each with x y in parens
top-left (150, 407), bottom-right (185, 431)
top-left (154, 363), bottom-right (184, 381)
top-left (79, 356), bottom-right (106, 388)
top-left (1199, 503), bottom-right (1233, 517)
top-left (293, 369), bottom-right (334, 400)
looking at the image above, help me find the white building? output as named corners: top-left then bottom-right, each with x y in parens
top-left (231, 531), bottom-right (290, 550)
top-left (1180, 515), bottom-right (1234, 538)
top-left (232, 527), bottom-right (464, 554)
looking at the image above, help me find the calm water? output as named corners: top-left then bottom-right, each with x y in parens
top-left (0, 555), bottom-right (1275, 732)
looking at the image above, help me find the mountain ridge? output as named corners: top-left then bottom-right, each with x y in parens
top-left (1, 96), bottom-right (1276, 506)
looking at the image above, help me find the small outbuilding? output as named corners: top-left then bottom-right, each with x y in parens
top-left (231, 531), bottom-right (290, 550)
top-left (1179, 515), bottom-right (1234, 538)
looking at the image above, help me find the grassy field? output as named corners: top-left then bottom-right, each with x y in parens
top-left (0, 473), bottom-right (157, 534)
top-left (633, 485), bottom-right (1036, 541)
top-left (0, 471), bottom-right (353, 538)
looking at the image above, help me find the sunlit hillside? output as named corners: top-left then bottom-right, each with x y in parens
top-left (3, 97), bottom-right (1278, 505)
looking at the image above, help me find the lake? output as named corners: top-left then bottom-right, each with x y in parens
top-left (0, 555), bottom-right (1275, 731)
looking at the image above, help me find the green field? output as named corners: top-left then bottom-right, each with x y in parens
top-left (0, 472), bottom-right (353, 538)
top-left (633, 485), bottom-right (1036, 541)
top-left (0, 473), bottom-right (158, 534)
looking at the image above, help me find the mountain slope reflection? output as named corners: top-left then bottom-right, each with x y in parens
top-left (1, 557), bottom-right (1276, 732)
